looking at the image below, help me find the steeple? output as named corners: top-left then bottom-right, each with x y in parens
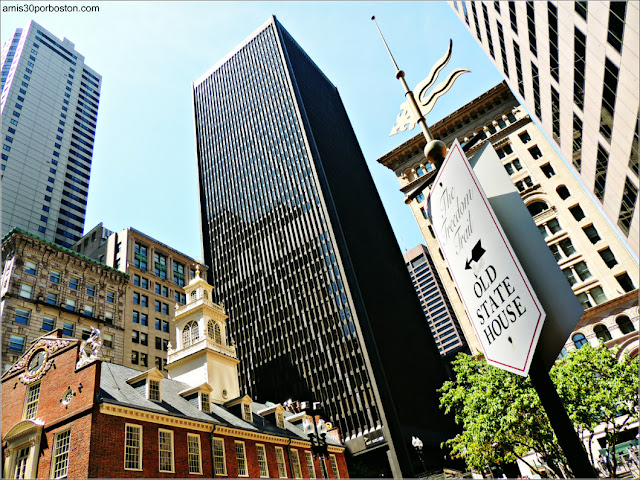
top-left (165, 266), bottom-right (240, 404)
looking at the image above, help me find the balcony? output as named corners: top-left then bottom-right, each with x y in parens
top-left (175, 296), bottom-right (225, 317)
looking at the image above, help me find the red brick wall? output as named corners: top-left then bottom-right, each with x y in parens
top-left (37, 414), bottom-right (93, 478)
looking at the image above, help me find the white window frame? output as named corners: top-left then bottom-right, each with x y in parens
top-left (235, 440), bottom-right (248, 477)
top-left (291, 449), bottom-right (303, 479)
top-left (50, 429), bottom-right (71, 479)
top-left (330, 454), bottom-right (340, 478)
top-left (256, 443), bottom-right (269, 478)
top-left (200, 392), bottom-right (210, 413)
top-left (148, 379), bottom-right (161, 402)
top-left (124, 423), bottom-right (142, 471)
top-left (212, 437), bottom-right (227, 476)
top-left (305, 451), bottom-right (316, 479)
top-left (187, 433), bottom-right (202, 475)
top-left (13, 445), bottom-right (30, 479)
top-left (23, 382), bottom-right (41, 420)
top-left (242, 402), bottom-right (252, 422)
top-left (158, 429), bottom-right (174, 472)
top-left (276, 446), bottom-right (288, 478)
top-left (276, 411), bottom-right (285, 429)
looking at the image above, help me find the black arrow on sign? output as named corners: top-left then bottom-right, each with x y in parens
top-left (465, 239), bottom-right (486, 270)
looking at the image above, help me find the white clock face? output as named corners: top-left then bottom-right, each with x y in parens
top-left (28, 350), bottom-right (46, 375)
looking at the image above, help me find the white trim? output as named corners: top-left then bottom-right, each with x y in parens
top-left (275, 446), bottom-right (288, 478)
top-left (50, 429), bottom-right (71, 479)
top-left (305, 450), bottom-right (317, 479)
top-left (212, 436), bottom-right (227, 476)
top-left (290, 448), bottom-right (303, 479)
top-left (158, 428), bottom-right (175, 473)
top-left (234, 440), bottom-right (248, 477)
top-left (187, 433), bottom-right (203, 475)
top-left (256, 443), bottom-right (269, 478)
top-left (123, 423), bottom-right (143, 471)
top-left (23, 381), bottom-right (40, 420)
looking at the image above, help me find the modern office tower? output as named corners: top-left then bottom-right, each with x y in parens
top-left (1, 21), bottom-right (101, 248)
top-left (378, 81), bottom-right (639, 355)
top-left (192, 16), bottom-right (457, 476)
top-left (449, 1), bottom-right (639, 257)
top-left (403, 245), bottom-right (468, 361)
top-left (74, 223), bottom-right (207, 373)
top-left (1, 228), bottom-right (128, 373)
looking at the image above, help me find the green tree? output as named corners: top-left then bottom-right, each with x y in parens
top-left (439, 353), bottom-right (568, 477)
top-left (550, 343), bottom-right (639, 477)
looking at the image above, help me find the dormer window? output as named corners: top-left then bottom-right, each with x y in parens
top-left (201, 392), bottom-right (210, 413)
top-left (276, 411), bottom-right (285, 429)
top-left (242, 403), bottom-right (252, 422)
top-left (149, 380), bottom-right (160, 402)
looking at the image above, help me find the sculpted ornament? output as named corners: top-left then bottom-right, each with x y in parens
top-left (76, 326), bottom-right (102, 369)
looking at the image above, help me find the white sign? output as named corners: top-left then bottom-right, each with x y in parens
top-left (427, 141), bottom-right (545, 376)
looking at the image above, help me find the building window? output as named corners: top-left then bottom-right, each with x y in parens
top-left (201, 392), bottom-right (210, 412)
top-left (81, 327), bottom-right (92, 340)
top-left (69, 277), bottom-right (79, 290)
top-left (551, 86), bottom-right (560, 143)
top-left (548, 3), bottom-right (559, 82)
top-left (132, 330), bottom-right (139, 344)
top-left (86, 283), bottom-right (96, 296)
top-left (607, 1), bottom-right (626, 53)
top-left (62, 322), bottom-right (74, 337)
top-left (162, 320), bottom-right (169, 332)
top-left (106, 290), bottom-right (115, 303)
top-left (187, 434), bottom-right (202, 474)
top-left (556, 186), bottom-right (570, 200)
top-left (155, 300), bottom-right (161, 312)
top-left (162, 303), bottom-right (168, 315)
top-left (131, 351), bottom-right (139, 365)
top-left (24, 382), bottom-right (41, 419)
top-left (481, 3), bottom-right (495, 59)
top-left (528, 145), bottom-right (542, 159)
top-left (183, 321), bottom-right (199, 347)
top-left (42, 316), bottom-right (55, 332)
top-left (24, 260), bottom-right (37, 275)
top-left (158, 429), bottom-right (174, 472)
top-left (569, 204), bottom-right (585, 221)
top-left (598, 247), bottom-right (618, 268)
top-left (305, 451), bottom-right (316, 479)
top-left (134, 243), bottom-right (147, 271)
top-left (594, 144), bottom-right (609, 201)
top-left (173, 261), bottom-right (185, 286)
top-left (19, 283), bottom-right (34, 299)
top-left (51, 430), bottom-right (71, 479)
top-left (213, 438), bottom-right (227, 475)
top-left (615, 272), bottom-right (635, 293)
top-left (242, 402), bottom-right (252, 422)
top-left (590, 286), bottom-right (607, 305)
top-left (572, 332), bottom-right (588, 349)
top-left (594, 324), bottom-right (612, 343)
top-left (289, 449), bottom-right (302, 478)
top-left (276, 411), bottom-right (285, 429)
top-left (531, 61), bottom-right (541, 118)
top-left (149, 380), bottom-right (161, 401)
top-left (141, 353), bottom-right (148, 368)
top-left (574, 28), bottom-right (587, 111)
top-left (575, 1), bottom-right (587, 20)
top-left (527, 201), bottom-right (548, 217)
top-left (515, 176), bottom-right (534, 192)
top-left (14, 308), bottom-right (30, 325)
top-left (276, 446), bottom-right (288, 478)
top-left (140, 294), bottom-right (148, 307)
top-left (50, 270), bottom-right (61, 284)
top-left (582, 224), bottom-right (600, 244)
top-left (65, 298), bottom-right (76, 311)
top-left (617, 177), bottom-right (637, 236)
top-left (235, 440), bottom-right (248, 476)
top-left (140, 332), bottom-right (148, 346)
top-left (84, 305), bottom-right (94, 316)
top-left (541, 163), bottom-right (555, 178)
top-left (103, 333), bottom-right (113, 348)
top-left (154, 253), bottom-right (167, 279)
top-left (512, 40), bottom-right (524, 96)
top-left (617, 316), bottom-right (635, 335)
top-left (330, 454), bottom-right (340, 478)
top-left (496, 22), bottom-right (509, 79)
top-left (9, 334), bottom-right (26, 352)
top-left (256, 444), bottom-right (269, 478)
top-left (13, 447), bottom-right (30, 479)
top-left (526, 1), bottom-right (537, 56)
top-left (124, 424), bottom-right (142, 470)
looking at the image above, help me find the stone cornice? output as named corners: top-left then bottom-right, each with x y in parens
top-left (99, 403), bottom-right (213, 432)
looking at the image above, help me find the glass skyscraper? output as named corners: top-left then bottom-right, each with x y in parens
top-left (1, 21), bottom-right (100, 247)
top-left (193, 16), bottom-right (456, 476)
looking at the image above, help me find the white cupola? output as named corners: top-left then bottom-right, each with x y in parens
top-left (165, 266), bottom-right (240, 404)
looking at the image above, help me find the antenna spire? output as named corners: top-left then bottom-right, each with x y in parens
top-left (371, 16), bottom-right (401, 75)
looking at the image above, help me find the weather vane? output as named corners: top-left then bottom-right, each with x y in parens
top-left (371, 16), bottom-right (469, 169)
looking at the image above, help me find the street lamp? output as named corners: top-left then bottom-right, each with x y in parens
top-left (411, 436), bottom-right (426, 473)
top-left (302, 401), bottom-right (330, 479)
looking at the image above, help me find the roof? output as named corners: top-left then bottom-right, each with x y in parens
top-left (98, 363), bottom-right (341, 445)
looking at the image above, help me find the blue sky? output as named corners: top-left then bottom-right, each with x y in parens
top-left (1, 1), bottom-right (503, 261)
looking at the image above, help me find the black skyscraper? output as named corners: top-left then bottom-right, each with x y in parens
top-left (193, 16), bottom-right (456, 476)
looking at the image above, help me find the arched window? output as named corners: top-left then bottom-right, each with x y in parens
top-left (207, 320), bottom-right (215, 339)
top-left (204, 290), bottom-right (209, 300)
top-left (190, 290), bottom-right (197, 301)
top-left (214, 323), bottom-right (222, 344)
top-left (617, 315), bottom-right (636, 334)
top-left (416, 166), bottom-right (425, 177)
top-left (556, 185), bottom-right (571, 200)
top-left (593, 324), bottom-right (612, 342)
top-left (527, 201), bottom-right (549, 217)
top-left (572, 333), bottom-right (588, 349)
top-left (183, 321), bottom-right (199, 347)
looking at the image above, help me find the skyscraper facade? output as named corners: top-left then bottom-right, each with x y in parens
top-left (1, 21), bottom-right (100, 248)
top-left (378, 81), bottom-right (638, 356)
top-left (403, 245), bottom-right (468, 360)
top-left (193, 16), bottom-right (456, 475)
top-left (449, 1), bottom-right (639, 257)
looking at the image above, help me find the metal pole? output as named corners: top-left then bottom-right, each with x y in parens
top-left (312, 416), bottom-right (329, 479)
top-left (528, 351), bottom-right (599, 478)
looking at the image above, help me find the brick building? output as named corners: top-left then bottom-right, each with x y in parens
top-left (2, 269), bottom-right (348, 479)
top-left (1, 228), bottom-right (129, 373)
